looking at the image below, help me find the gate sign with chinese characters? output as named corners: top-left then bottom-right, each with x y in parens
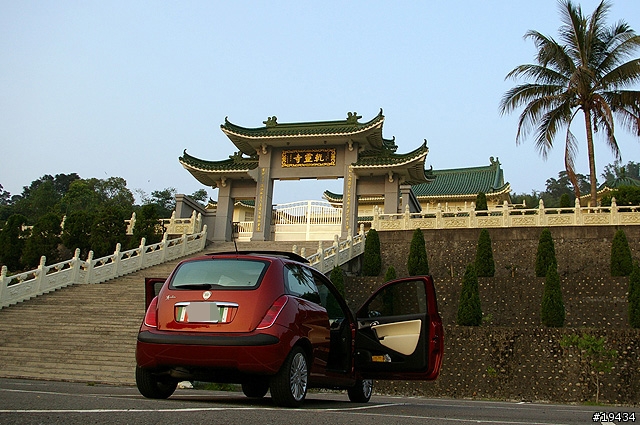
top-left (282, 148), bottom-right (336, 167)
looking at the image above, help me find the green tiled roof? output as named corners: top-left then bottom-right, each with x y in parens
top-left (324, 157), bottom-right (509, 202)
top-left (413, 157), bottom-right (509, 199)
top-left (179, 150), bottom-right (258, 172)
top-left (222, 110), bottom-right (385, 139)
top-left (221, 110), bottom-right (396, 156)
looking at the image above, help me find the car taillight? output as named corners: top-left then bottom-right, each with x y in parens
top-left (143, 296), bottom-right (158, 328)
top-left (256, 296), bottom-right (288, 330)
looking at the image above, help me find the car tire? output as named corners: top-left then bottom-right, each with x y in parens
top-left (242, 379), bottom-right (270, 399)
top-left (347, 379), bottom-right (373, 403)
top-left (270, 346), bottom-right (309, 407)
top-left (135, 366), bottom-right (178, 399)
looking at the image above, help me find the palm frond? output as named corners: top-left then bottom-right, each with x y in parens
top-left (534, 102), bottom-right (574, 159)
top-left (592, 94), bottom-right (621, 160)
top-left (564, 126), bottom-right (581, 198)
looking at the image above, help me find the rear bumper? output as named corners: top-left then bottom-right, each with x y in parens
top-left (136, 328), bottom-right (291, 375)
top-left (138, 330), bottom-right (279, 346)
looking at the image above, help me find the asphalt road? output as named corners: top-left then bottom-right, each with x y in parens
top-left (0, 378), bottom-right (637, 425)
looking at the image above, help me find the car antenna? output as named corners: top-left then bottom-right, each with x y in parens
top-left (230, 220), bottom-right (239, 255)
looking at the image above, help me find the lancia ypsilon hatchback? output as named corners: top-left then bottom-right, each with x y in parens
top-left (136, 251), bottom-right (443, 407)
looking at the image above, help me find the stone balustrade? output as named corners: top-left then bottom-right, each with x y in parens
top-left (0, 226), bottom-right (208, 309)
top-left (371, 198), bottom-right (640, 231)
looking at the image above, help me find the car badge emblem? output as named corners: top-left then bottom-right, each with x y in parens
top-left (203, 291), bottom-right (212, 300)
top-left (166, 295), bottom-right (176, 300)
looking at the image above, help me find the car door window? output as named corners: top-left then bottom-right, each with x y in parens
top-left (362, 280), bottom-right (427, 318)
top-left (285, 265), bottom-right (321, 304)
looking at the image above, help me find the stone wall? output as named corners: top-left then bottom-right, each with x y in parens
top-left (344, 226), bottom-right (640, 405)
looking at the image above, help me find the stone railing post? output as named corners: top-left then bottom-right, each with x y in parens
top-left (114, 243), bottom-right (122, 278)
top-left (403, 204), bottom-right (411, 230)
top-left (538, 199), bottom-right (545, 226)
top-left (611, 197), bottom-right (618, 225)
top-left (574, 198), bottom-right (582, 225)
top-left (35, 256), bottom-right (47, 294)
top-left (333, 235), bottom-right (340, 267)
top-left (470, 204), bottom-right (477, 228)
top-left (436, 209), bottom-right (442, 229)
top-left (317, 241), bottom-right (325, 272)
top-left (161, 233), bottom-right (169, 263)
top-left (502, 200), bottom-right (509, 227)
top-left (138, 237), bottom-right (147, 267)
top-left (84, 251), bottom-right (94, 284)
top-left (0, 266), bottom-right (6, 301)
top-left (71, 248), bottom-right (81, 285)
top-left (372, 206), bottom-right (379, 230)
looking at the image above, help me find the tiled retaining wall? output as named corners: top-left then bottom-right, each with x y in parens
top-left (344, 226), bottom-right (640, 405)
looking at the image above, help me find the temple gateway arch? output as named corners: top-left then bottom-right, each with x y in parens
top-left (180, 110), bottom-right (432, 242)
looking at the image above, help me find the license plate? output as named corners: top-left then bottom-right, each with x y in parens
top-left (175, 302), bottom-right (236, 323)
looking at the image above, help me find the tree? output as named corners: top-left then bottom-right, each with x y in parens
top-left (131, 204), bottom-right (163, 247)
top-left (536, 228), bottom-right (557, 277)
top-left (500, 0), bottom-right (640, 206)
top-left (362, 228), bottom-right (381, 276)
top-left (384, 265), bottom-right (397, 282)
top-left (61, 210), bottom-right (94, 258)
top-left (189, 189), bottom-right (209, 205)
top-left (541, 264), bottom-right (565, 327)
top-left (629, 262), bottom-right (640, 328)
top-left (610, 229), bottom-right (633, 276)
top-left (21, 213), bottom-right (62, 268)
top-left (150, 187), bottom-right (177, 218)
top-left (475, 192), bottom-right (488, 211)
top-left (0, 214), bottom-right (28, 270)
top-left (329, 266), bottom-right (345, 297)
top-left (457, 264), bottom-right (482, 326)
top-left (601, 160), bottom-right (640, 181)
top-left (90, 206), bottom-right (127, 258)
top-left (407, 228), bottom-right (429, 276)
top-left (475, 229), bottom-right (495, 277)
top-left (542, 171), bottom-right (589, 207)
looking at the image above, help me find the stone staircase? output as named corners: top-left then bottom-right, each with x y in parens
top-left (0, 240), bottom-right (331, 386)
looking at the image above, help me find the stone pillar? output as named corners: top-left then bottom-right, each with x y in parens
top-left (252, 153), bottom-right (274, 241)
top-left (341, 143), bottom-right (359, 238)
top-left (213, 181), bottom-right (234, 241)
top-left (384, 172), bottom-right (399, 214)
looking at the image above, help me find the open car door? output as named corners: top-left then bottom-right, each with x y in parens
top-left (144, 277), bottom-right (167, 311)
top-left (354, 276), bottom-right (444, 380)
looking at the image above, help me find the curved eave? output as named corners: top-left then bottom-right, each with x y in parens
top-left (351, 143), bottom-right (430, 184)
top-left (179, 153), bottom-right (258, 189)
top-left (221, 111), bottom-right (386, 155)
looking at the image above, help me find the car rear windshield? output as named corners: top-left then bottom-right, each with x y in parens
top-left (169, 259), bottom-right (269, 290)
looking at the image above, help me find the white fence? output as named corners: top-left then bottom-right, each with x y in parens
top-left (272, 200), bottom-right (342, 241)
top-left (0, 226), bottom-right (208, 309)
top-left (371, 199), bottom-right (640, 231)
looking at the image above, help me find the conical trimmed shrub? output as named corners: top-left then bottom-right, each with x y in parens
top-left (475, 229), bottom-right (495, 277)
top-left (362, 228), bottom-right (381, 276)
top-left (535, 228), bottom-right (557, 277)
top-left (384, 265), bottom-right (397, 282)
top-left (541, 264), bottom-right (565, 327)
top-left (407, 228), bottom-right (429, 276)
top-left (457, 264), bottom-right (482, 326)
top-left (611, 229), bottom-right (633, 276)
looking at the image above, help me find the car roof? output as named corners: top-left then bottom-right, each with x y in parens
top-left (202, 250), bottom-right (310, 264)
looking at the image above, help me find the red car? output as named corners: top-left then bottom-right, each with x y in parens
top-left (136, 251), bottom-right (443, 407)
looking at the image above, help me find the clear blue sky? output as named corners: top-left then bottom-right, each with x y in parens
top-left (2, 1), bottom-right (639, 204)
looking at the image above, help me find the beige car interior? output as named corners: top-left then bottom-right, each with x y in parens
top-left (371, 319), bottom-right (422, 356)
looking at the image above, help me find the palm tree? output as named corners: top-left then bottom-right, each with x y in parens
top-left (500, 0), bottom-right (640, 206)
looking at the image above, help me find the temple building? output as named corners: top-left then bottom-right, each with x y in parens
top-left (180, 110), bottom-right (434, 241)
top-left (324, 157), bottom-right (511, 219)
